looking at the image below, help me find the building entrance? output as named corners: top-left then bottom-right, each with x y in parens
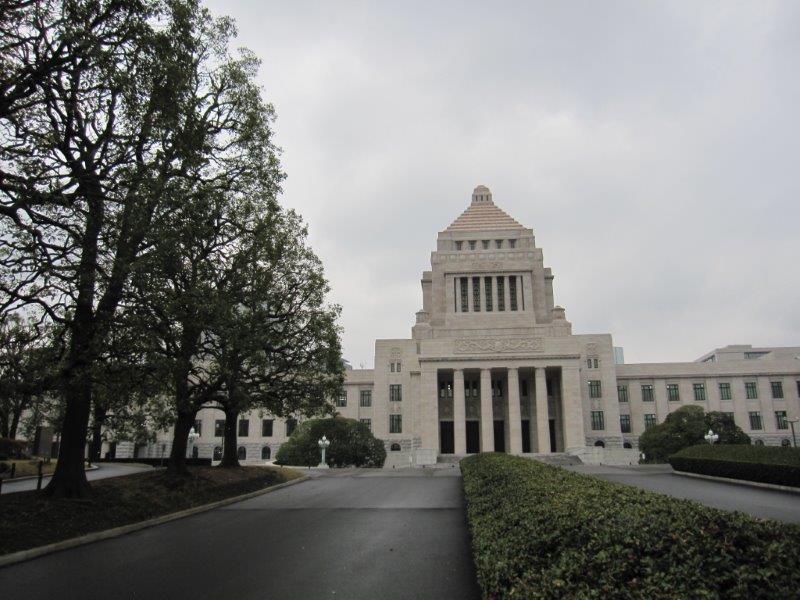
top-left (439, 421), bottom-right (454, 454)
top-left (466, 421), bottom-right (480, 453)
top-left (521, 420), bottom-right (531, 453)
top-left (493, 420), bottom-right (505, 452)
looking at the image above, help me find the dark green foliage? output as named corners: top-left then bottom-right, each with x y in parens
top-left (705, 411), bottom-right (751, 445)
top-left (461, 453), bottom-right (800, 599)
top-left (275, 418), bottom-right (385, 468)
top-left (0, 437), bottom-right (29, 460)
top-left (670, 444), bottom-right (800, 487)
top-left (639, 406), bottom-right (750, 463)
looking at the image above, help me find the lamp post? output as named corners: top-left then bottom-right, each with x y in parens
top-left (704, 429), bottom-right (719, 444)
top-left (789, 419), bottom-right (799, 448)
top-left (188, 427), bottom-right (200, 458)
top-left (317, 435), bottom-right (330, 469)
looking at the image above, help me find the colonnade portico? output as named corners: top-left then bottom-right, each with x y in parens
top-left (427, 362), bottom-right (583, 457)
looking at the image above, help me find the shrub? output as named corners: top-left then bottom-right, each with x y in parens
top-left (639, 406), bottom-right (749, 463)
top-left (275, 417), bottom-right (385, 467)
top-left (669, 444), bottom-right (800, 487)
top-left (461, 453), bottom-right (800, 598)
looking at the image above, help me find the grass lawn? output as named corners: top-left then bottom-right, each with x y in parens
top-left (0, 465), bottom-right (302, 556)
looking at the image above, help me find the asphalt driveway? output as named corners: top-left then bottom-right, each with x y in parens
top-left (0, 468), bottom-right (480, 600)
top-left (566, 464), bottom-right (800, 523)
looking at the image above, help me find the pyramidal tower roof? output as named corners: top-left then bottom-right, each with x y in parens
top-left (445, 185), bottom-right (525, 232)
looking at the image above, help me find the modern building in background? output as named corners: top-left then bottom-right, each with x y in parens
top-left (127, 186), bottom-right (800, 464)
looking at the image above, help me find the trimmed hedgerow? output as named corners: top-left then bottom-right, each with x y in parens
top-left (461, 453), bottom-right (800, 599)
top-left (670, 444), bottom-right (800, 487)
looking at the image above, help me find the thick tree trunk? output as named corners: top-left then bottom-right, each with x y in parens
top-left (168, 410), bottom-right (196, 476)
top-left (45, 374), bottom-right (92, 497)
top-left (8, 407), bottom-right (21, 440)
top-left (89, 403), bottom-right (106, 461)
top-left (219, 406), bottom-right (240, 468)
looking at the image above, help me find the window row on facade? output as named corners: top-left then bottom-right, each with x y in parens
top-left (607, 410), bottom-right (791, 433)
top-left (194, 418), bottom-right (298, 439)
top-left (615, 380), bottom-right (798, 403)
top-left (454, 238), bottom-right (517, 251)
top-left (455, 275), bottom-right (522, 313)
top-left (335, 385), bottom-right (403, 408)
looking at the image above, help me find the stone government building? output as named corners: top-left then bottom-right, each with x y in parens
top-left (133, 185), bottom-right (800, 465)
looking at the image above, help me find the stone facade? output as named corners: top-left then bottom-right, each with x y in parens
top-left (141, 185), bottom-right (800, 465)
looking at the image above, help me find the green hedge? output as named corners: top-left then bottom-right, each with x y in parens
top-left (461, 453), bottom-right (800, 598)
top-left (669, 444), bottom-right (800, 487)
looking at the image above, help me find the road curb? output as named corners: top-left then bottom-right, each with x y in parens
top-left (0, 473), bottom-right (309, 569)
top-left (674, 470), bottom-right (800, 494)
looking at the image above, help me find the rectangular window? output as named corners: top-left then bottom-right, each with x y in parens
top-left (693, 383), bottom-right (706, 401)
top-left (390, 362), bottom-right (395, 372)
top-left (620, 414), bottom-right (631, 433)
top-left (776, 411), bottom-right (788, 430)
top-left (588, 380), bottom-right (602, 399)
top-left (593, 358), bottom-right (598, 368)
top-left (468, 240), bottom-right (476, 250)
top-left (667, 384), bottom-right (680, 402)
top-left (509, 276), bottom-right (518, 311)
top-left (484, 277), bottom-right (493, 311)
top-left (238, 419), bottom-right (249, 437)
top-left (719, 382), bottom-right (732, 400)
top-left (360, 390), bottom-right (372, 407)
top-left (723, 412), bottom-right (734, 423)
top-left (508, 239), bottom-right (516, 248)
top-left (262, 419), bottom-right (274, 437)
top-left (396, 361), bottom-right (401, 373)
top-left (771, 381), bottom-right (784, 399)
top-left (389, 414), bottom-right (402, 433)
top-left (460, 277), bottom-right (468, 312)
top-left (390, 384), bottom-right (402, 402)
top-left (644, 414), bottom-right (657, 430)
top-left (497, 276), bottom-right (505, 311)
top-left (336, 393), bottom-right (347, 407)
top-left (591, 410), bottom-right (605, 430)
top-left (286, 418), bottom-right (297, 437)
top-left (587, 358), bottom-right (592, 369)
top-left (482, 240), bottom-right (490, 249)
top-left (472, 277), bottom-right (481, 312)
top-left (495, 239), bottom-right (503, 249)
top-left (455, 241), bottom-right (462, 251)
top-left (641, 384), bottom-right (654, 402)
top-left (745, 381), bottom-right (758, 400)
top-left (360, 418), bottom-right (372, 431)
top-left (748, 411), bottom-right (762, 430)
top-left (214, 419), bottom-right (225, 437)
top-left (193, 420), bottom-right (202, 436)
top-left (617, 385), bottom-right (628, 402)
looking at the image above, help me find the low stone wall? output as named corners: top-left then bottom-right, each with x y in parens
top-left (569, 446), bottom-right (640, 466)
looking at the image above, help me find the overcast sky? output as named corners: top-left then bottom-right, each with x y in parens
top-left (205, 0), bottom-right (799, 367)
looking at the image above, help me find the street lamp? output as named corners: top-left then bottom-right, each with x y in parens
top-left (789, 419), bottom-right (799, 448)
top-left (188, 427), bottom-right (200, 458)
top-left (704, 429), bottom-right (719, 444)
top-left (317, 435), bottom-right (330, 469)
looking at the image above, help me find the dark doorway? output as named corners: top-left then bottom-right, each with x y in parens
top-left (466, 421), bottom-right (480, 453)
top-left (440, 421), bottom-right (454, 454)
top-left (493, 420), bottom-right (505, 453)
top-left (549, 419), bottom-right (557, 452)
top-left (521, 420), bottom-right (531, 453)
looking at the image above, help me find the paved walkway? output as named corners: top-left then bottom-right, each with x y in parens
top-left (0, 468), bottom-right (480, 600)
top-left (1, 462), bottom-right (153, 494)
top-left (567, 464), bottom-right (800, 522)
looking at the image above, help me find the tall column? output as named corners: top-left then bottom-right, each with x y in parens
top-left (420, 368), bottom-right (439, 455)
top-left (561, 365), bottom-right (586, 450)
top-left (507, 368), bottom-right (522, 454)
top-left (535, 366), bottom-right (550, 453)
top-left (480, 368), bottom-right (494, 452)
top-left (453, 369), bottom-right (466, 455)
